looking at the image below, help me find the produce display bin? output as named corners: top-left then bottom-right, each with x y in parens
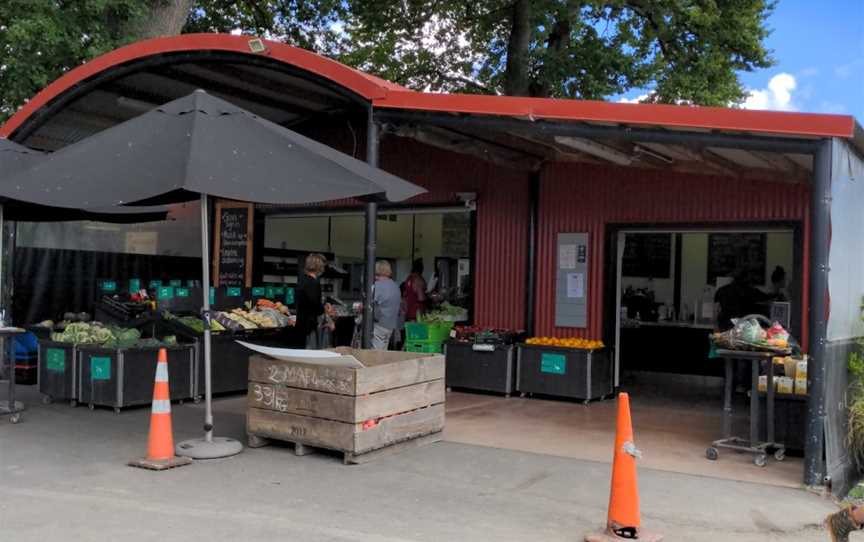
top-left (38, 341), bottom-right (79, 405)
top-left (246, 348), bottom-right (445, 463)
top-left (159, 318), bottom-right (281, 398)
top-left (78, 345), bottom-right (194, 412)
top-left (516, 344), bottom-right (612, 403)
top-left (444, 341), bottom-right (515, 395)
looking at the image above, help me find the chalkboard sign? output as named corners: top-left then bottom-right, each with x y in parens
top-left (622, 233), bottom-right (672, 278)
top-left (213, 201), bottom-right (254, 287)
top-left (708, 233), bottom-right (766, 286)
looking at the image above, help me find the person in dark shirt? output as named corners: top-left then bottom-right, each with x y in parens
top-left (714, 268), bottom-right (771, 331)
top-left (293, 253), bottom-right (332, 348)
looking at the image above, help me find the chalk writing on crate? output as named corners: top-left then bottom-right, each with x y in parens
top-left (266, 364), bottom-right (352, 394)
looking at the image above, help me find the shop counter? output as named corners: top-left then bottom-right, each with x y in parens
top-left (619, 322), bottom-right (717, 377)
top-left (516, 345), bottom-right (612, 402)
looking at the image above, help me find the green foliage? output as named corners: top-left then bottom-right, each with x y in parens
top-left (343, 0), bottom-right (775, 104)
top-left (0, 0), bottom-right (776, 125)
top-left (0, 0), bottom-right (149, 122)
top-left (847, 302), bottom-right (864, 470)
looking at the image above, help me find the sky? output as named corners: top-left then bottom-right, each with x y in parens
top-left (619, 0), bottom-right (864, 122)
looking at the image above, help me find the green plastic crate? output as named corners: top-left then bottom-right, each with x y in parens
top-left (404, 322), bottom-right (454, 342)
top-left (404, 340), bottom-right (444, 354)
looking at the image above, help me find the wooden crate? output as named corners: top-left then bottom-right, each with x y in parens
top-left (246, 347), bottom-right (445, 463)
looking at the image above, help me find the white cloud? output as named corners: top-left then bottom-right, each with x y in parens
top-left (742, 73), bottom-right (797, 112)
top-left (618, 93), bottom-right (650, 104)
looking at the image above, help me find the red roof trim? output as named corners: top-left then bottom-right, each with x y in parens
top-left (1, 33), bottom-right (859, 145)
top-left (374, 91), bottom-right (857, 140)
top-left (0, 33), bottom-right (403, 138)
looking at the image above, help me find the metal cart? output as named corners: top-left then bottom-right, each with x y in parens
top-left (706, 349), bottom-right (786, 467)
top-left (0, 327), bottom-right (26, 423)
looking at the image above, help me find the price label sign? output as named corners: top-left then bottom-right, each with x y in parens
top-left (209, 287), bottom-right (215, 305)
top-left (274, 287), bottom-right (285, 296)
top-left (157, 286), bottom-right (175, 300)
top-left (100, 280), bottom-right (118, 293)
top-left (149, 280), bottom-right (162, 289)
top-left (91, 357), bottom-right (112, 380)
top-left (226, 286), bottom-right (242, 297)
top-left (265, 287), bottom-right (276, 299)
top-left (176, 287), bottom-right (190, 298)
top-left (129, 278), bottom-right (141, 293)
top-left (251, 287), bottom-right (266, 297)
top-left (169, 279), bottom-right (183, 287)
top-left (285, 288), bottom-right (295, 305)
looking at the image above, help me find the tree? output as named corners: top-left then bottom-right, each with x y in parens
top-left (0, 0), bottom-right (776, 124)
top-left (343, 0), bottom-right (776, 104)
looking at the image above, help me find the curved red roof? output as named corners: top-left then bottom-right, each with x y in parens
top-left (1, 33), bottom-right (860, 146)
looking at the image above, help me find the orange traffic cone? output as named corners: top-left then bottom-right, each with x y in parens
top-left (128, 348), bottom-right (192, 470)
top-left (586, 393), bottom-right (662, 542)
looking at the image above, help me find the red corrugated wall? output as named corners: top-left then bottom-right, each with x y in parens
top-left (381, 137), bottom-right (530, 330)
top-left (536, 161), bottom-right (811, 343)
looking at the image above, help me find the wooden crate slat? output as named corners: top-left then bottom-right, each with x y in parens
top-left (247, 407), bottom-right (355, 450)
top-left (355, 356), bottom-right (445, 395)
top-left (354, 404), bottom-right (445, 454)
top-left (248, 355), bottom-right (357, 395)
top-left (248, 379), bottom-right (445, 423)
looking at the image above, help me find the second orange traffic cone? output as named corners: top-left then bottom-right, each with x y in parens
top-left (586, 393), bottom-right (662, 542)
top-left (128, 348), bottom-right (192, 471)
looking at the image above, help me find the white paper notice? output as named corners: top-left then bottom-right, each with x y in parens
top-left (559, 244), bottom-right (577, 269)
top-left (567, 273), bottom-right (584, 298)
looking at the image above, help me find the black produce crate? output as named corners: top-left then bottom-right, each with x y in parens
top-left (516, 345), bottom-right (612, 402)
top-left (193, 332), bottom-right (281, 397)
top-left (38, 341), bottom-right (79, 405)
top-left (77, 345), bottom-right (194, 411)
top-left (157, 318), bottom-right (282, 397)
top-left (444, 341), bottom-right (515, 395)
top-left (753, 392), bottom-right (807, 454)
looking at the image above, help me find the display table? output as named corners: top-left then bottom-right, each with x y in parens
top-left (706, 349), bottom-right (785, 467)
top-left (516, 344), bottom-right (612, 403)
top-left (444, 341), bottom-right (516, 396)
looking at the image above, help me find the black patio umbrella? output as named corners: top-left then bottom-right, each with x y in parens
top-left (0, 139), bottom-right (168, 222)
top-left (0, 91), bottom-right (426, 460)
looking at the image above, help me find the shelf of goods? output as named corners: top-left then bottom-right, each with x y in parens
top-left (77, 344), bottom-right (194, 412)
top-left (443, 341), bottom-right (516, 396)
top-left (246, 348), bottom-right (445, 463)
top-left (516, 344), bottom-right (612, 403)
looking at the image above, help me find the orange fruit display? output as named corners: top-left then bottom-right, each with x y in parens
top-left (524, 336), bottom-right (604, 350)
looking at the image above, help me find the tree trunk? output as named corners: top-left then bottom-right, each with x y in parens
top-left (129, 0), bottom-right (196, 40)
top-left (503, 0), bottom-right (532, 96)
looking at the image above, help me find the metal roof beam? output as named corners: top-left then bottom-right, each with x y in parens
top-left (373, 111), bottom-right (822, 155)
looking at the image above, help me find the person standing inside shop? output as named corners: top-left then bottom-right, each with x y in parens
top-left (371, 260), bottom-right (400, 350)
top-left (401, 258), bottom-right (428, 322)
top-left (714, 267), bottom-right (771, 331)
top-left (294, 253), bottom-right (333, 349)
top-left (769, 265), bottom-right (789, 302)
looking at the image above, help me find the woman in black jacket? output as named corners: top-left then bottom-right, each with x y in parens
top-left (292, 253), bottom-right (331, 348)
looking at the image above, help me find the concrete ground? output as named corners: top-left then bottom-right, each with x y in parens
top-left (445, 372), bottom-right (804, 488)
top-left (0, 385), bottom-right (838, 541)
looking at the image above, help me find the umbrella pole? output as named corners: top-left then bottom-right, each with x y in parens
top-left (175, 194), bottom-right (243, 460)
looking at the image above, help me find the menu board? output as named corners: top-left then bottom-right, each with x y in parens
top-left (622, 233), bottom-right (672, 278)
top-left (213, 201), bottom-right (254, 287)
top-left (708, 233), bottom-right (766, 285)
